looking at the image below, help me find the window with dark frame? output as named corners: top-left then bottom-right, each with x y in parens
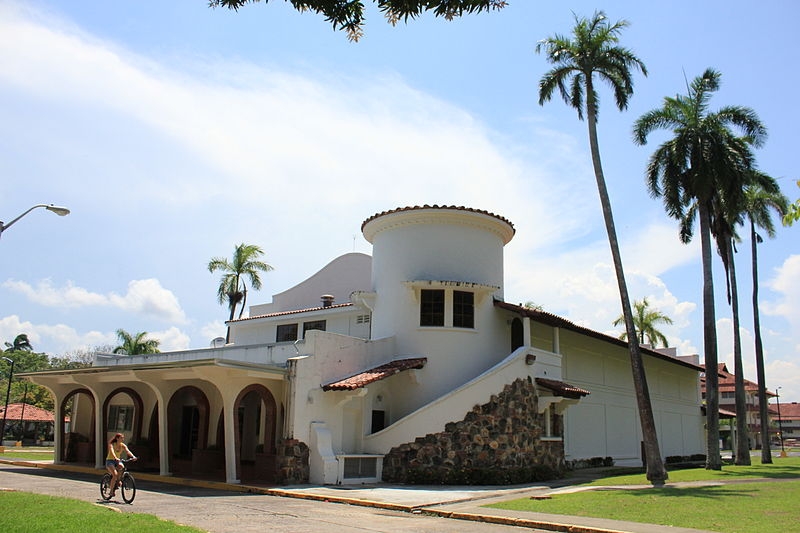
top-left (420, 289), bottom-right (445, 326)
top-left (371, 410), bottom-right (386, 433)
top-left (550, 407), bottom-right (561, 437)
top-left (302, 320), bottom-right (327, 337)
top-left (108, 405), bottom-right (133, 432)
top-left (276, 323), bottom-right (298, 342)
top-left (452, 290), bottom-right (474, 328)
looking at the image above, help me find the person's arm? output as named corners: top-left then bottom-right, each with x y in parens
top-left (122, 443), bottom-right (137, 461)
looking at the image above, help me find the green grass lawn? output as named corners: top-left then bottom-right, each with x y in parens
top-left (0, 447), bottom-right (54, 461)
top-left (0, 491), bottom-right (206, 533)
top-left (487, 456), bottom-right (800, 533)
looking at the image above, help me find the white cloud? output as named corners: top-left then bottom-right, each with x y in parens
top-left (152, 326), bottom-right (191, 352)
top-left (3, 278), bottom-right (187, 324)
top-left (200, 321), bottom-right (227, 346)
top-left (505, 221), bottom-right (699, 355)
top-left (2, 279), bottom-right (106, 307)
top-left (623, 223), bottom-right (699, 277)
top-left (108, 280), bottom-right (187, 324)
top-left (0, 314), bottom-right (115, 356)
top-left (715, 312), bottom-right (800, 405)
top-left (0, 314), bottom-right (191, 356)
top-left (763, 254), bottom-right (800, 332)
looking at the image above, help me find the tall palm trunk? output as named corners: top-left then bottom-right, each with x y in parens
top-left (726, 239), bottom-right (750, 465)
top-left (225, 300), bottom-right (237, 344)
top-left (751, 220), bottom-right (772, 463)
top-left (586, 79), bottom-right (667, 485)
top-left (699, 202), bottom-right (722, 469)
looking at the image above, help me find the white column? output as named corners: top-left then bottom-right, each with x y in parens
top-left (94, 398), bottom-right (105, 469)
top-left (523, 316), bottom-right (531, 346)
top-left (223, 398), bottom-right (239, 484)
top-left (53, 394), bottom-right (64, 464)
top-left (157, 397), bottom-right (171, 475)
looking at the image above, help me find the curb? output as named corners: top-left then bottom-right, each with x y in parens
top-left (0, 458), bottom-right (644, 533)
top-left (421, 509), bottom-right (629, 533)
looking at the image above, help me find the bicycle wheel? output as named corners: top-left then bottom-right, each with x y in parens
top-left (121, 472), bottom-right (136, 503)
top-left (100, 473), bottom-right (113, 501)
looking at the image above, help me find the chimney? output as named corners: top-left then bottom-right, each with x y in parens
top-left (321, 294), bottom-right (334, 308)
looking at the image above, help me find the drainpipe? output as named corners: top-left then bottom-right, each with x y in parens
top-left (284, 358), bottom-right (297, 440)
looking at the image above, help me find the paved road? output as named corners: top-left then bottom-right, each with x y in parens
top-left (0, 464), bottom-right (543, 533)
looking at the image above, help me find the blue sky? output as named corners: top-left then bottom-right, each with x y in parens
top-left (1, 1), bottom-right (798, 401)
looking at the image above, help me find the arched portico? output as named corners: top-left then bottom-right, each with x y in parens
top-left (233, 384), bottom-right (278, 482)
top-left (61, 388), bottom-right (95, 464)
top-left (167, 386), bottom-right (211, 476)
top-left (102, 387), bottom-right (144, 443)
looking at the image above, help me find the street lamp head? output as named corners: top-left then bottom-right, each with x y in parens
top-left (45, 205), bottom-right (70, 217)
top-left (0, 203), bottom-right (70, 238)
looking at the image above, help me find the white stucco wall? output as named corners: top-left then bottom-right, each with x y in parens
top-left (249, 253), bottom-right (372, 315)
top-left (289, 330), bottom-right (399, 454)
top-left (362, 207), bottom-right (517, 412)
top-left (560, 329), bottom-right (704, 465)
top-left (230, 307), bottom-right (371, 346)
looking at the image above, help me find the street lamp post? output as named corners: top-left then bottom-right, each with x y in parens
top-left (0, 204), bottom-right (71, 239)
top-left (776, 386), bottom-right (787, 458)
top-left (1, 356), bottom-right (14, 447)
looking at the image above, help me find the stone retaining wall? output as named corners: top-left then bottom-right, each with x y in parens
top-left (274, 438), bottom-right (310, 484)
top-left (382, 377), bottom-right (564, 484)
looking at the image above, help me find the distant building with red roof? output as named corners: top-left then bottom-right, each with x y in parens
top-left (773, 401), bottom-right (800, 445)
top-left (700, 363), bottom-right (776, 449)
top-left (0, 403), bottom-right (61, 443)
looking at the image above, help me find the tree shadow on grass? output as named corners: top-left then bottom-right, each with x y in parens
top-left (709, 463), bottom-right (800, 480)
top-left (621, 484), bottom-right (758, 500)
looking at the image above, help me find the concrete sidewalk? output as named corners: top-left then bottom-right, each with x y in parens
top-left (0, 458), bottom-right (715, 533)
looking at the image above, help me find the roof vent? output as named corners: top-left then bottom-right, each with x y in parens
top-left (321, 294), bottom-right (334, 308)
top-left (210, 337), bottom-right (226, 348)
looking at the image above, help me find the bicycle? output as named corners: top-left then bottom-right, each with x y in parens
top-left (100, 458), bottom-right (137, 503)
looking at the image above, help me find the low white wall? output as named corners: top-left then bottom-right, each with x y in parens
top-left (95, 342), bottom-right (300, 367)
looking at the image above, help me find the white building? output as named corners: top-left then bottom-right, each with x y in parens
top-left (23, 205), bottom-right (705, 485)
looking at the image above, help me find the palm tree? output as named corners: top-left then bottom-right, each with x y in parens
top-left (208, 243), bottom-right (273, 343)
top-left (742, 178), bottom-right (789, 463)
top-left (613, 298), bottom-right (673, 348)
top-left (711, 202), bottom-right (750, 465)
top-left (633, 68), bottom-right (766, 470)
top-left (783, 180), bottom-right (800, 226)
top-left (4, 334), bottom-right (33, 352)
top-left (113, 329), bottom-right (160, 355)
top-left (536, 11), bottom-right (667, 485)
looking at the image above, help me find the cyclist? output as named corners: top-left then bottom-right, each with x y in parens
top-left (106, 433), bottom-right (136, 498)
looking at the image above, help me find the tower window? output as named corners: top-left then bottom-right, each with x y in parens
top-left (452, 290), bottom-right (474, 328)
top-left (420, 289), bottom-right (445, 326)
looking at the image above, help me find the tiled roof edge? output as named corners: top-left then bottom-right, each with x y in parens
top-left (361, 205), bottom-right (515, 233)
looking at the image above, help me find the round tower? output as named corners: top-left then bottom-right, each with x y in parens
top-left (361, 205), bottom-right (515, 378)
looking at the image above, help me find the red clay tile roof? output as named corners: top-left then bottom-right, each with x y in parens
top-left (774, 401), bottom-right (800, 420)
top-left (0, 403), bottom-right (59, 422)
top-left (702, 405), bottom-right (737, 419)
top-left (322, 357), bottom-right (427, 391)
top-left (535, 378), bottom-right (590, 399)
top-left (229, 302), bottom-right (353, 323)
top-left (361, 205), bottom-right (515, 233)
top-left (699, 363), bottom-right (773, 395)
top-left (495, 300), bottom-right (704, 372)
